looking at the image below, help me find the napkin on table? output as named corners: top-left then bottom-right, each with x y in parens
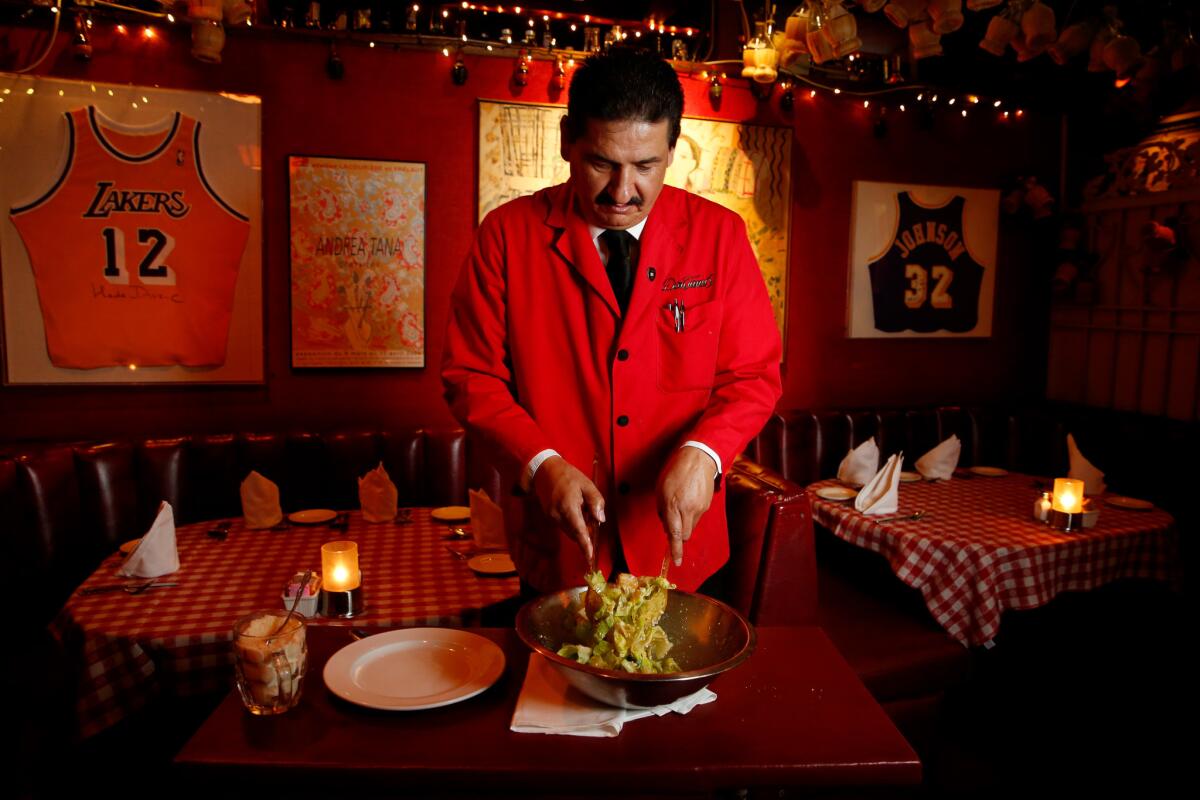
top-left (359, 462), bottom-right (399, 522)
top-left (117, 501), bottom-right (180, 578)
top-left (241, 470), bottom-right (282, 529)
top-left (915, 434), bottom-right (961, 481)
top-left (510, 654), bottom-right (716, 737)
top-left (469, 488), bottom-right (508, 550)
top-left (1067, 434), bottom-right (1107, 495)
top-left (854, 452), bottom-right (904, 515)
top-left (837, 438), bottom-right (880, 486)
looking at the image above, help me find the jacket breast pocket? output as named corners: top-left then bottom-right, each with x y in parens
top-left (656, 301), bottom-right (719, 393)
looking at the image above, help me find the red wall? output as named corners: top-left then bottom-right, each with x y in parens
top-left (0, 24), bottom-right (1058, 442)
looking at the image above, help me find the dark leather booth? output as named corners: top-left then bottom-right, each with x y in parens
top-left (745, 402), bottom-right (1193, 753)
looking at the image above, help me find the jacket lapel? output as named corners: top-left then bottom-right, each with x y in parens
top-left (545, 184), bottom-right (620, 318)
top-left (622, 187), bottom-right (687, 328)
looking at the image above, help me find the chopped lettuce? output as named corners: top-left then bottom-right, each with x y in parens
top-left (555, 571), bottom-right (680, 674)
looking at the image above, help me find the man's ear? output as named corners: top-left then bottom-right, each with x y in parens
top-left (560, 116), bottom-right (571, 161)
top-left (666, 145), bottom-right (675, 169)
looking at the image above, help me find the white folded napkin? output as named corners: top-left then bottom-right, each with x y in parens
top-left (837, 438), bottom-right (880, 486)
top-left (117, 501), bottom-right (180, 578)
top-left (240, 470), bottom-right (282, 529)
top-left (1067, 434), bottom-right (1107, 495)
top-left (469, 488), bottom-right (507, 550)
top-left (511, 654), bottom-right (716, 737)
top-left (915, 435), bottom-right (961, 481)
top-left (358, 462), bottom-right (398, 522)
top-left (854, 452), bottom-right (904, 515)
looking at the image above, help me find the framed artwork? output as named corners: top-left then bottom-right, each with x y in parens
top-left (288, 155), bottom-right (426, 368)
top-left (477, 100), bottom-right (791, 343)
top-left (847, 181), bottom-right (999, 338)
top-left (0, 73), bottom-right (263, 384)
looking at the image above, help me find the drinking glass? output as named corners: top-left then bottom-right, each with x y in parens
top-left (233, 609), bottom-right (307, 715)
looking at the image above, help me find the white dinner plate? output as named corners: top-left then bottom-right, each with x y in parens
top-left (467, 552), bottom-right (517, 576)
top-left (815, 485), bottom-right (858, 501)
top-left (968, 466), bottom-right (1009, 477)
top-left (899, 471), bottom-right (923, 483)
top-left (288, 508), bottom-right (337, 525)
top-left (430, 506), bottom-right (471, 523)
top-left (323, 628), bottom-right (505, 711)
top-left (1105, 495), bottom-right (1154, 511)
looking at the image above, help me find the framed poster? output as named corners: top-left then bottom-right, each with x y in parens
top-left (477, 100), bottom-right (791, 342)
top-left (848, 181), bottom-right (999, 338)
top-left (0, 73), bottom-right (263, 384)
top-left (288, 156), bottom-right (426, 368)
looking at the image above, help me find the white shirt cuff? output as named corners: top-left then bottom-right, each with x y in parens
top-left (522, 448), bottom-right (560, 491)
top-left (682, 441), bottom-right (721, 479)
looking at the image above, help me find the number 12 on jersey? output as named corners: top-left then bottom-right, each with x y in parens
top-left (101, 227), bottom-right (177, 286)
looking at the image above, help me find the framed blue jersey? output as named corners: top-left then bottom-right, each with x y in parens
top-left (847, 181), bottom-right (999, 338)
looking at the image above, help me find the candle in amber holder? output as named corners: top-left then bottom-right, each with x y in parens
top-left (319, 540), bottom-right (364, 617)
top-left (1050, 478), bottom-right (1084, 531)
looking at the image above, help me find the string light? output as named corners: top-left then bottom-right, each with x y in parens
top-left (899, 104), bottom-right (906, 112)
top-left (863, 100), bottom-right (869, 108)
top-left (142, 26), bottom-right (156, 40)
top-left (116, 23), bottom-right (127, 35)
top-left (948, 97), bottom-right (955, 105)
top-left (993, 100), bottom-right (1002, 107)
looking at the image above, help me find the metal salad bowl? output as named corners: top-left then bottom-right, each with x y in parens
top-left (515, 587), bottom-right (756, 709)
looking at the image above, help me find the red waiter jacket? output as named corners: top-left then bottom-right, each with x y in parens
top-left (442, 182), bottom-right (782, 592)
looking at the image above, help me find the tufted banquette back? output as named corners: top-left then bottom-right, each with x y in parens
top-left (746, 404), bottom-right (1195, 517)
top-left (1, 429), bottom-right (816, 633)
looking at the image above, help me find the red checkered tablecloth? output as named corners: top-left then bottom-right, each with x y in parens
top-left (808, 473), bottom-right (1180, 648)
top-left (51, 510), bottom-right (518, 738)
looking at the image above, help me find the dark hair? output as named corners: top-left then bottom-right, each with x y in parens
top-left (565, 47), bottom-right (684, 148)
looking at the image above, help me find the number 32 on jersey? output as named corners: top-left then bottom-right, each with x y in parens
top-left (904, 264), bottom-right (952, 310)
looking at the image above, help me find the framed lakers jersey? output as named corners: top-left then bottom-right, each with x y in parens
top-left (0, 74), bottom-right (262, 384)
top-left (847, 181), bottom-right (999, 338)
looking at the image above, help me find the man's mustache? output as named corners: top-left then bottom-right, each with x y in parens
top-left (596, 190), bottom-right (643, 207)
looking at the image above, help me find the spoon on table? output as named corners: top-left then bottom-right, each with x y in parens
top-left (268, 569), bottom-right (312, 637)
top-left (875, 510), bottom-right (928, 524)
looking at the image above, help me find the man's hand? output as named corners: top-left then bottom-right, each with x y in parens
top-left (655, 447), bottom-right (717, 566)
top-left (532, 456), bottom-right (605, 565)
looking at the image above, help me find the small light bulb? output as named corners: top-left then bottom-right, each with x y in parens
top-left (917, 93), bottom-right (923, 101)
top-left (369, 41), bottom-right (375, 47)
top-left (993, 100), bottom-right (1001, 107)
top-left (116, 24), bottom-right (127, 35)
top-left (948, 97), bottom-right (955, 105)
top-left (961, 109), bottom-right (967, 117)
top-left (809, 89), bottom-right (816, 98)
top-left (128, 363), bottom-right (137, 371)
top-left (833, 88), bottom-right (841, 94)
top-left (863, 100), bottom-right (869, 108)
top-left (167, 13), bottom-right (175, 23)
top-left (899, 104), bottom-right (906, 111)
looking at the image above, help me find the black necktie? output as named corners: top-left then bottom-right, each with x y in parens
top-left (600, 228), bottom-right (636, 315)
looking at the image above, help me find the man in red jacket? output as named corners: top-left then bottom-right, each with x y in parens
top-left (443, 48), bottom-right (781, 593)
